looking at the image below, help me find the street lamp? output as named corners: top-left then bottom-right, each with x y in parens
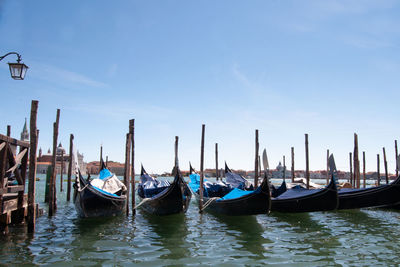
top-left (0, 52), bottom-right (29, 80)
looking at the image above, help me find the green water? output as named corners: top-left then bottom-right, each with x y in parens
top-left (1, 175), bottom-right (400, 266)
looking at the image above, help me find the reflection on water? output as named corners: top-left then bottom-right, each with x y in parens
top-left (210, 213), bottom-right (268, 259)
top-left (142, 212), bottom-right (189, 260)
top-left (2, 175), bottom-right (400, 265)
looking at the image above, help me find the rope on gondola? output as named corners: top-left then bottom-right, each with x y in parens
top-left (133, 198), bottom-right (151, 210)
top-left (200, 197), bottom-right (220, 212)
top-left (78, 184), bottom-right (89, 192)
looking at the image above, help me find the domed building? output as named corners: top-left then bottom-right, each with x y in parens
top-left (36, 143), bottom-right (86, 175)
top-left (56, 143), bottom-right (66, 156)
top-left (272, 161), bottom-right (290, 178)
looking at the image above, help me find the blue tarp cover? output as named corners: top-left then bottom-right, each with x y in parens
top-left (225, 172), bottom-right (247, 189)
top-left (189, 174), bottom-right (201, 193)
top-left (274, 186), bottom-right (322, 200)
top-left (138, 178), bottom-right (170, 198)
top-left (217, 188), bottom-right (254, 201)
top-left (99, 168), bottom-right (112, 180)
top-left (189, 173), bottom-right (232, 198)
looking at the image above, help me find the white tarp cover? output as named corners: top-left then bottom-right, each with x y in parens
top-left (91, 174), bottom-right (126, 194)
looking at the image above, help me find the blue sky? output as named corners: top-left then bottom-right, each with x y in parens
top-left (1, 0), bottom-right (400, 173)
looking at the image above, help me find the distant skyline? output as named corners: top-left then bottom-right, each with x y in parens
top-left (1, 0), bottom-right (400, 173)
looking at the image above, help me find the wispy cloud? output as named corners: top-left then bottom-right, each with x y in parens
top-left (65, 101), bottom-right (175, 121)
top-left (232, 63), bottom-right (272, 98)
top-left (31, 62), bottom-right (107, 88)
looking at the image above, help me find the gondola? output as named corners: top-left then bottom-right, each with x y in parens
top-left (189, 164), bottom-right (271, 216)
top-left (271, 175), bottom-right (338, 212)
top-left (137, 165), bottom-right (191, 215)
top-left (325, 153), bottom-right (400, 210)
top-left (73, 162), bottom-right (127, 218)
top-left (338, 175), bottom-right (400, 209)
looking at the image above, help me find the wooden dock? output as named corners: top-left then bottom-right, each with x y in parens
top-left (0, 100), bottom-right (39, 233)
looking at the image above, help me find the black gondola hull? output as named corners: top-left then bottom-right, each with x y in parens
top-left (338, 176), bottom-right (400, 209)
top-left (197, 178), bottom-right (271, 216)
top-left (139, 174), bottom-right (192, 216)
top-left (73, 176), bottom-right (126, 218)
top-left (271, 178), bottom-right (338, 213)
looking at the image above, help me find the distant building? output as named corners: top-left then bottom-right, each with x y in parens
top-left (21, 118), bottom-right (29, 141)
top-left (36, 143), bottom-right (87, 175)
top-left (87, 161), bottom-right (124, 176)
top-left (271, 162), bottom-right (291, 178)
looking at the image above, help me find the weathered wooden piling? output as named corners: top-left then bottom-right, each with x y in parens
top-left (282, 155), bottom-right (286, 179)
top-left (49, 109), bottom-right (60, 216)
top-left (383, 147), bottom-right (388, 184)
top-left (129, 119), bottom-right (135, 216)
top-left (326, 149), bottom-right (329, 185)
top-left (199, 124), bottom-right (205, 212)
top-left (354, 133), bottom-right (360, 188)
top-left (395, 140), bottom-right (398, 177)
top-left (44, 166), bottom-right (51, 203)
top-left (349, 152), bottom-right (353, 187)
top-left (254, 130), bottom-right (259, 188)
top-left (6, 125), bottom-right (10, 137)
top-left (60, 151), bottom-right (64, 192)
top-left (377, 154), bottom-right (380, 186)
top-left (28, 100), bottom-right (39, 232)
top-left (215, 143), bottom-right (219, 181)
top-left (174, 136), bottom-right (179, 171)
top-left (100, 145), bottom-right (103, 163)
top-left (123, 132), bottom-right (131, 216)
top-left (106, 156), bottom-right (108, 168)
top-left (291, 147), bottom-right (295, 182)
top-left (363, 151), bottom-right (366, 188)
top-left (305, 134), bottom-right (310, 189)
top-left (67, 134), bottom-right (73, 201)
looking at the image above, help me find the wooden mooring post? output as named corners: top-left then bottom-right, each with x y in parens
top-left (349, 152), bottom-right (353, 187)
top-left (67, 134), bottom-right (73, 201)
top-left (49, 109), bottom-right (60, 216)
top-left (291, 147), bottom-right (294, 182)
top-left (354, 133), bottom-right (360, 189)
top-left (199, 124), bottom-right (205, 213)
top-left (129, 119), bottom-right (135, 216)
top-left (363, 151), bottom-right (366, 188)
top-left (395, 140), bottom-right (398, 177)
top-left (174, 136), bottom-right (179, 171)
top-left (305, 134), bottom-right (310, 189)
top-left (383, 147), bottom-right (388, 184)
top-left (282, 155), bottom-right (286, 180)
top-left (100, 145), bottom-right (103, 163)
top-left (326, 149), bottom-right (329, 185)
top-left (254, 130), bottom-right (259, 189)
top-left (215, 143), bottom-right (219, 181)
top-left (28, 100), bottom-right (39, 232)
top-left (377, 154), bottom-right (380, 186)
top-left (60, 151), bottom-right (64, 192)
top-left (124, 132), bottom-right (131, 216)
